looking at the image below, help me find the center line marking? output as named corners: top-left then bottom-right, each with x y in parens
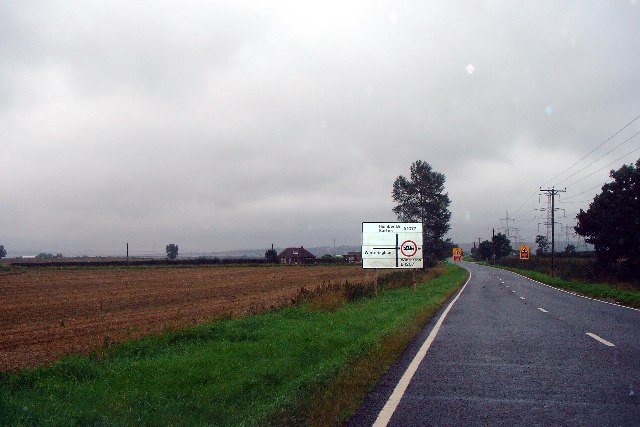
top-left (538, 308), bottom-right (548, 313)
top-left (520, 297), bottom-right (525, 300)
top-left (512, 290), bottom-right (516, 293)
top-left (586, 332), bottom-right (615, 347)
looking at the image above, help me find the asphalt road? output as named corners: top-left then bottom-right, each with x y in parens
top-left (347, 261), bottom-right (640, 426)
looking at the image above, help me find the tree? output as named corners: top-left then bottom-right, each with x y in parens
top-left (166, 244), bottom-right (179, 260)
top-left (492, 232), bottom-right (512, 259)
top-left (443, 239), bottom-right (458, 259)
top-left (575, 159), bottom-right (640, 264)
top-left (392, 160), bottom-right (452, 266)
top-left (36, 253), bottom-right (55, 259)
top-left (535, 235), bottom-right (549, 256)
top-left (477, 240), bottom-right (493, 261)
top-left (564, 244), bottom-right (576, 255)
top-left (0, 245), bottom-right (6, 259)
top-left (265, 247), bottom-right (278, 263)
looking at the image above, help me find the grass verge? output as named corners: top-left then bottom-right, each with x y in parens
top-left (492, 265), bottom-right (640, 308)
top-left (0, 264), bottom-right (467, 426)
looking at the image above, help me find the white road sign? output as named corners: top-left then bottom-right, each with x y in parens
top-left (362, 222), bottom-right (423, 269)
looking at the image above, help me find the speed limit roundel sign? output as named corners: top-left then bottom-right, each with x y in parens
top-left (400, 240), bottom-right (418, 257)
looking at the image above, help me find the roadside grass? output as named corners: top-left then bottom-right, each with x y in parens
top-left (492, 265), bottom-right (640, 308)
top-left (0, 264), bottom-right (467, 426)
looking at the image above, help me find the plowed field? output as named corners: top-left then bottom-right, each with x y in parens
top-left (0, 265), bottom-right (370, 371)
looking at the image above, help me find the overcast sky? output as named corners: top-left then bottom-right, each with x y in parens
top-left (2, 1), bottom-right (640, 256)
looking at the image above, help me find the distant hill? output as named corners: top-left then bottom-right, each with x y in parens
top-left (180, 245), bottom-right (361, 259)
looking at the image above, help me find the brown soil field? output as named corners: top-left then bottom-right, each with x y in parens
top-left (0, 265), bottom-right (372, 371)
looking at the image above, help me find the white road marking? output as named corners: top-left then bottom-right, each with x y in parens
top-left (512, 290), bottom-right (516, 293)
top-left (586, 333), bottom-right (615, 347)
top-left (372, 271), bottom-right (473, 427)
top-left (520, 297), bottom-right (526, 300)
top-left (499, 269), bottom-right (640, 312)
top-left (538, 308), bottom-right (548, 313)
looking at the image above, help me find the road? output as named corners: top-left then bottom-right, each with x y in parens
top-left (347, 261), bottom-right (640, 426)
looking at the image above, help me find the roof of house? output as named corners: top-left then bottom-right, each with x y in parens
top-left (277, 246), bottom-right (316, 259)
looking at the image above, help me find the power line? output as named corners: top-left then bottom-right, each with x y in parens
top-left (510, 114), bottom-right (640, 241)
top-left (542, 113), bottom-right (640, 187)
top-left (558, 200), bottom-right (591, 204)
top-left (512, 190), bottom-right (538, 217)
top-left (563, 183), bottom-right (604, 201)
top-left (566, 144), bottom-right (640, 187)
top-left (555, 129), bottom-right (640, 186)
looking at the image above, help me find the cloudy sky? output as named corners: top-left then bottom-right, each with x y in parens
top-left (2, 1), bottom-right (639, 256)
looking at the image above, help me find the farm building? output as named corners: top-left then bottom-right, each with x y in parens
top-left (278, 246), bottom-right (316, 264)
top-left (343, 251), bottom-right (362, 264)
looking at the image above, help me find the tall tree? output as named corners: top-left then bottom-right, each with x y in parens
top-left (575, 158), bottom-right (640, 264)
top-left (264, 245), bottom-right (278, 263)
top-left (166, 243), bottom-right (179, 260)
top-left (492, 232), bottom-right (512, 259)
top-left (392, 160), bottom-right (452, 266)
top-left (0, 245), bottom-right (6, 259)
top-left (535, 235), bottom-right (549, 256)
top-left (477, 240), bottom-right (493, 261)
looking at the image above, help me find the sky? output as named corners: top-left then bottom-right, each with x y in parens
top-left (2, 0), bottom-right (640, 257)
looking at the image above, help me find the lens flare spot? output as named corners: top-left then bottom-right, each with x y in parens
top-left (545, 105), bottom-right (554, 115)
top-left (466, 64), bottom-right (475, 74)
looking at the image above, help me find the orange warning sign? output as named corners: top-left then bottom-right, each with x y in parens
top-left (519, 245), bottom-right (530, 260)
top-left (452, 247), bottom-right (463, 262)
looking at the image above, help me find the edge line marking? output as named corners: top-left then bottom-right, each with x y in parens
top-left (372, 270), bottom-right (472, 427)
top-left (490, 267), bottom-right (640, 312)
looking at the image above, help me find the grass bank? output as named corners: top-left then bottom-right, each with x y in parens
top-left (492, 265), bottom-right (640, 308)
top-left (0, 264), bottom-right (467, 426)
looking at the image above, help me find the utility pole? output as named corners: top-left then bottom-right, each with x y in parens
top-left (539, 187), bottom-right (566, 276)
top-left (492, 228), bottom-right (495, 264)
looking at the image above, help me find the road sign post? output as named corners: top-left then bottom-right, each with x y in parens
top-left (452, 247), bottom-right (463, 262)
top-left (519, 245), bottom-right (530, 260)
top-left (362, 222), bottom-right (423, 269)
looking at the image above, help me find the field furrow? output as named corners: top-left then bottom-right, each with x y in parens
top-left (0, 265), bottom-right (371, 370)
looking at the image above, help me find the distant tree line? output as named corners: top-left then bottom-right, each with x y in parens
top-left (470, 232), bottom-right (513, 261)
top-left (11, 257), bottom-right (271, 268)
top-left (36, 253), bottom-right (64, 259)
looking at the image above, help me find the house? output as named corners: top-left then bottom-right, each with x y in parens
top-left (278, 246), bottom-right (316, 264)
top-left (343, 251), bottom-right (362, 264)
